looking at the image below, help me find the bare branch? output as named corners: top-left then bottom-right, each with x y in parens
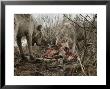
top-left (79, 14), bottom-right (96, 29)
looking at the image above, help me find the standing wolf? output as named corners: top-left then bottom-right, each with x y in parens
top-left (14, 14), bottom-right (42, 60)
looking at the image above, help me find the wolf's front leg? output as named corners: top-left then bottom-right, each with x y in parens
top-left (26, 33), bottom-right (34, 60)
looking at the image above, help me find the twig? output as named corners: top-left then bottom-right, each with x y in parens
top-left (63, 14), bottom-right (92, 29)
top-left (63, 14), bottom-right (83, 28)
top-left (77, 55), bottom-right (86, 76)
top-left (79, 14), bottom-right (96, 29)
top-left (75, 45), bottom-right (86, 76)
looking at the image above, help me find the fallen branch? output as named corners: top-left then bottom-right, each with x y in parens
top-left (77, 56), bottom-right (86, 76)
top-left (75, 46), bottom-right (87, 76)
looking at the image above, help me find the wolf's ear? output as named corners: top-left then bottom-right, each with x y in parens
top-left (37, 25), bottom-right (42, 31)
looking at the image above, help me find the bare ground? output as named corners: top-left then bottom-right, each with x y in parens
top-left (14, 45), bottom-right (96, 76)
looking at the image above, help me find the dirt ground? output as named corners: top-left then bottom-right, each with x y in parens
top-left (14, 46), bottom-right (84, 76)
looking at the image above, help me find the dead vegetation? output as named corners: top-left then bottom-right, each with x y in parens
top-left (14, 14), bottom-right (97, 76)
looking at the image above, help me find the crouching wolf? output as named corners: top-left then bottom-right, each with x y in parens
top-left (14, 14), bottom-right (42, 61)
